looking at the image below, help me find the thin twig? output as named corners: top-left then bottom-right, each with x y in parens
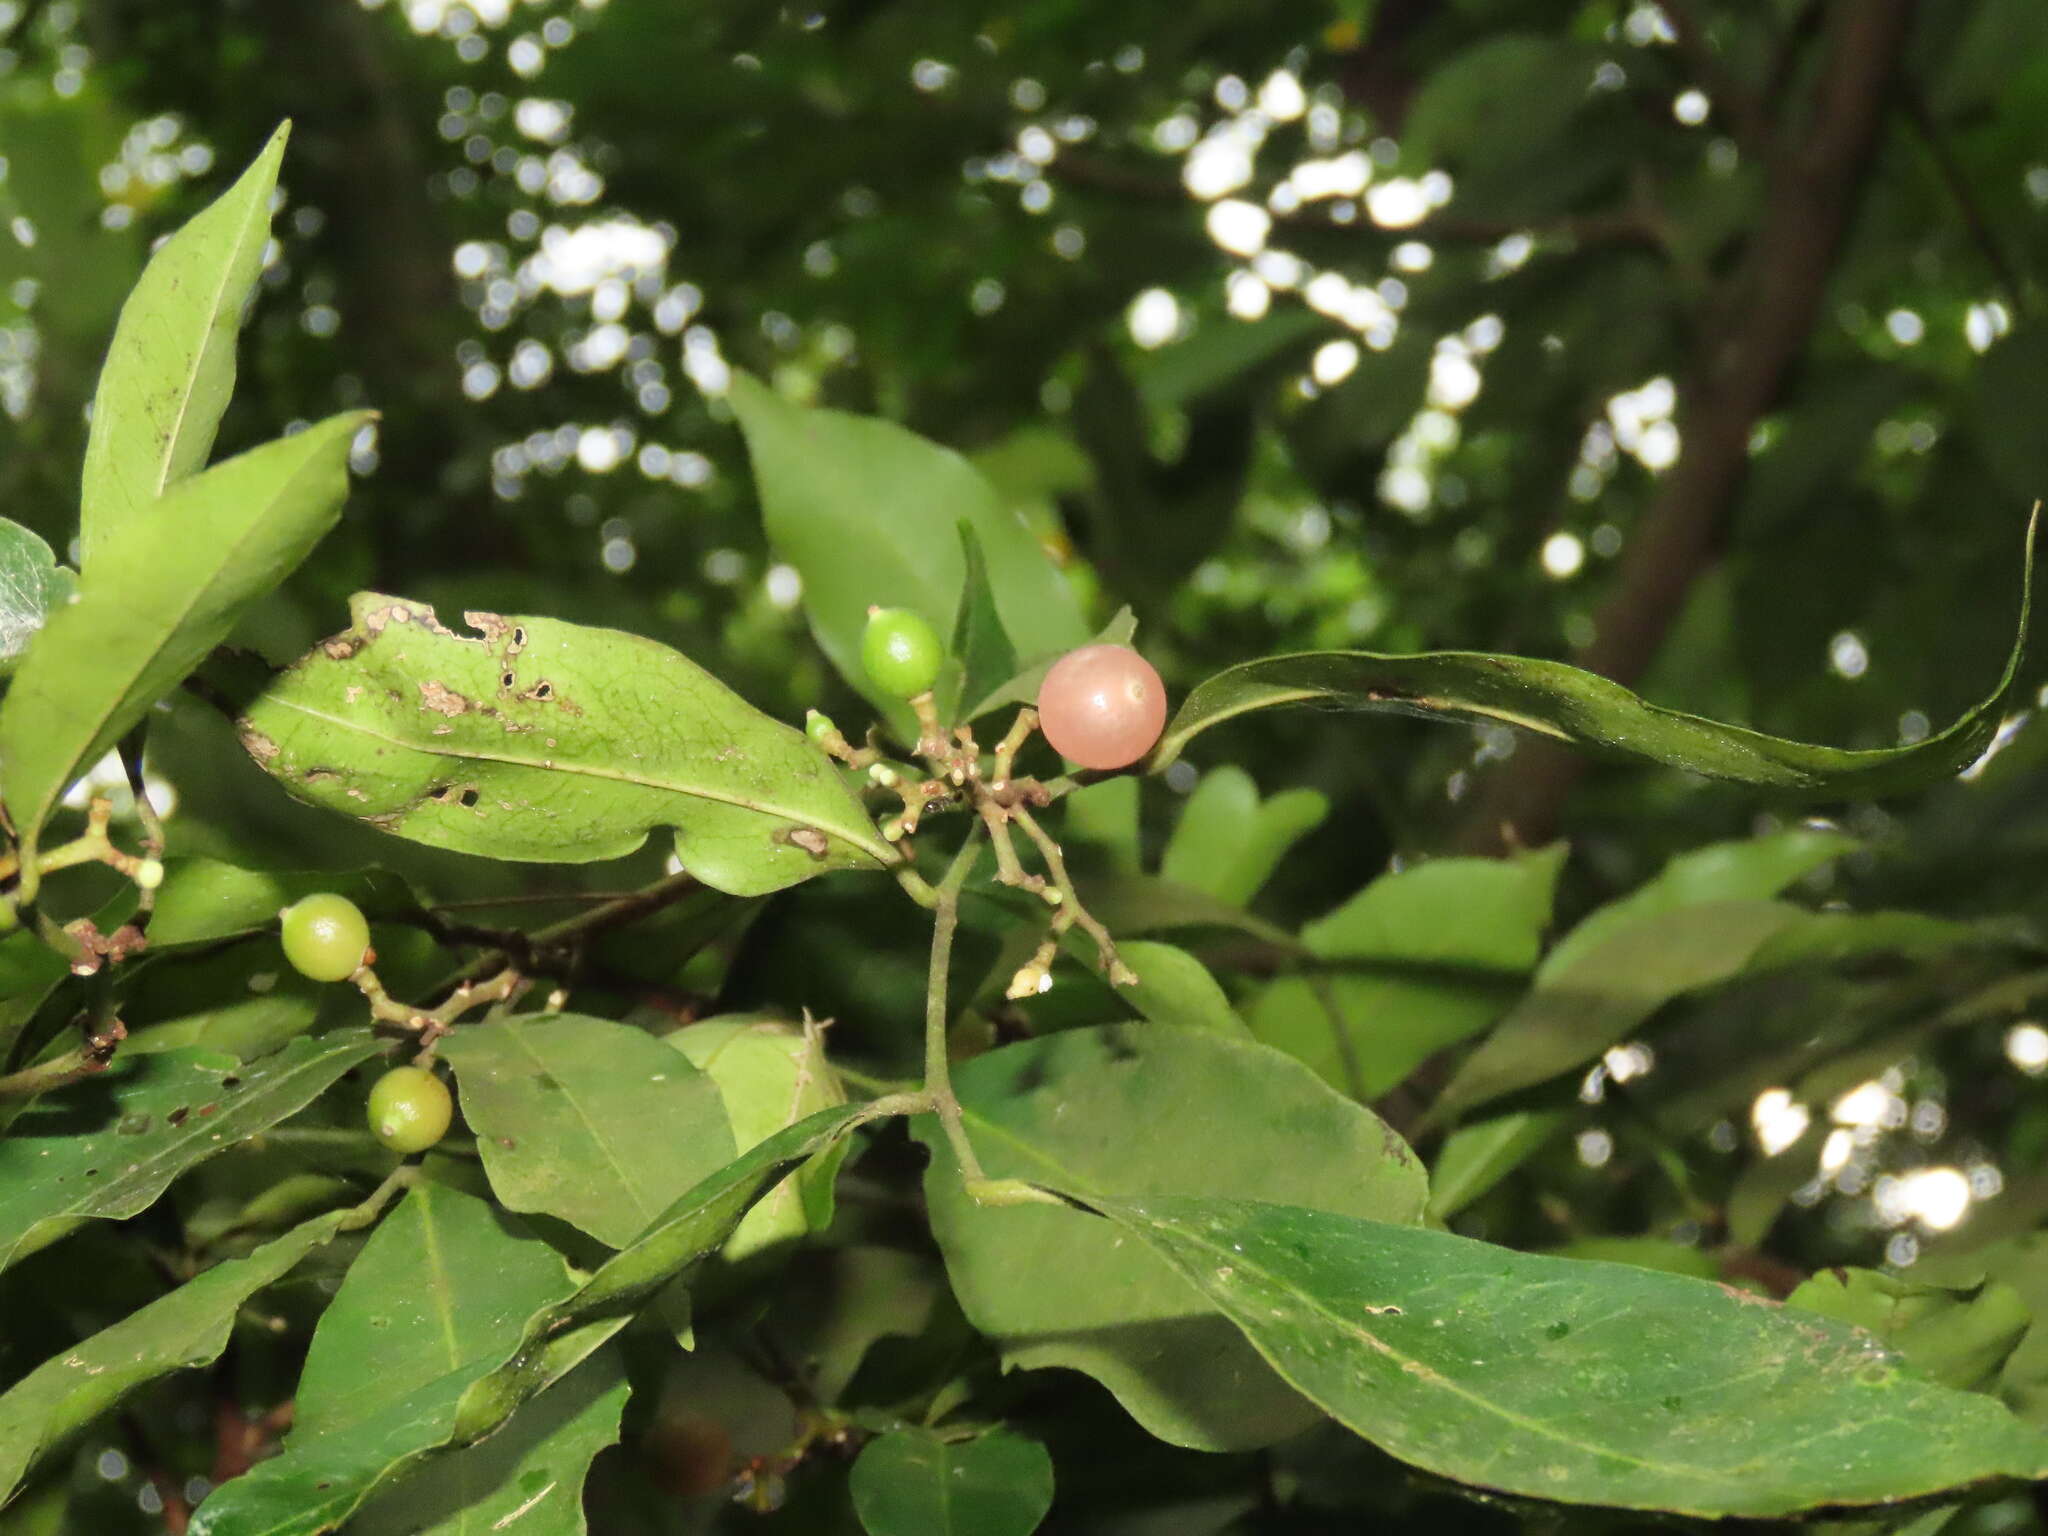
top-left (1009, 805), bottom-right (1134, 985)
top-left (923, 829), bottom-right (988, 1185)
top-left (0, 1015), bottom-right (125, 1099)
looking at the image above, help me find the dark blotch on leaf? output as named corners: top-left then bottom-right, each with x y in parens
top-left (1545, 1321), bottom-right (1571, 1340)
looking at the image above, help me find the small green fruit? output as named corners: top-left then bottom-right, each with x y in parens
top-left (860, 607), bottom-right (943, 699)
top-left (279, 893), bottom-right (371, 983)
top-left (367, 1065), bottom-right (453, 1154)
top-left (806, 710), bottom-right (838, 744)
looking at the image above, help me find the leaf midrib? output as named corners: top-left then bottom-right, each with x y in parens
top-left (263, 693), bottom-right (894, 868)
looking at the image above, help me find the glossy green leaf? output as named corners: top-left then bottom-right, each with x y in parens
top-left (0, 1028), bottom-right (380, 1271)
top-left (1149, 508), bottom-right (2035, 792)
top-left (936, 521), bottom-right (1018, 729)
top-left (1788, 1268), bottom-right (2030, 1393)
top-left (0, 518), bottom-right (75, 677)
top-left (914, 1025), bottom-right (1427, 1451)
top-left (295, 1183), bottom-right (575, 1440)
top-left (850, 1428), bottom-right (1054, 1536)
top-left (672, 1015), bottom-right (847, 1257)
top-left (190, 1183), bottom-right (577, 1536)
top-left (236, 591), bottom-right (891, 891)
top-left (350, 1347), bottom-right (629, 1536)
top-left (0, 1209), bottom-right (346, 1507)
top-left (1078, 1193), bottom-right (2048, 1515)
top-left (0, 411), bottom-right (369, 863)
top-left (439, 1014), bottom-right (736, 1249)
top-left (1111, 940), bottom-right (1251, 1036)
top-left (78, 124), bottom-right (287, 568)
top-left (729, 372), bottom-right (1086, 734)
top-left (147, 858), bottom-right (423, 948)
top-left (450, 1103), bottom-right (879, 1443)
top-left (1159, 766), bottom-right (1329, 909)
top-left (1250, 846), bottom-right (1564, 1100)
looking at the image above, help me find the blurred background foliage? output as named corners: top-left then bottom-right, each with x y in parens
top-left (9, 0), bottom-right (2048, 1528)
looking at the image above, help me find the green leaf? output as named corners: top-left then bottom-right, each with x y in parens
top-left (1540, 829), bottom-right (1853, 978)
top-left (439, 1014), bottom-right (737, 1249)
top-left (78, 124), bottom-right (287, 569)
top-left (147, 858), bottom-right (424, 949)
top-left (850, 1428), bottom-right (1054, 1536)
top-left (935, 521), bottom-right (1018, 729)
top-left (966, 606), bottom-right (1134, 723)
top-left (1159, 766), bottom-right (1329, 909)
top-left (0, 929), bottom-right (72, 1073)
top-left (913, 1025), bottom-right (1427, 1451)
top-left (450, 1102), bottom-right (878, 1443)
top-left (1249, 846), bottom-right (1565, 1100)
top-left (1149, 509), bottom-right (2036, 792)
top-left (729, 373), bottom-right (1086, 735)
top-left (189, 1183), bottom-right (577, 1536)
top-left (350, 1346), bottom-right (630, 1536)
top-left (1111, 940), bottom-right (1251, 1037)
top-left (293, 1182), bottom-right (575, 1441)
top-left (0, 411), bottom-right (369, 864)
top-left (0, 1209), bottom-right (346, 1507)
top-left (1787, 1268), bottom-right (2030, 1393)
top-left (1075, 1193), bottom-right (2048, 1516)
top-left (1425, 1109), bottom-right (1570, 1222)
top-left (1432, 900), bottom-right (1806, 1119)
top-left (0, 518), bottom-right (75, 677)
top-left (0, 1028), bottom-right (380, 1271)
top-left (236, 592), bottom-right (891, 892)
top-left (671, 1015), bottom-right (848, 1257)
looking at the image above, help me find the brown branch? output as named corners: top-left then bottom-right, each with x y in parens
top-left (1455, 0), bottom-right (1920, 854)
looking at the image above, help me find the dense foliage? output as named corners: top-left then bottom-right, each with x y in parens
top-left (4, 2), bottom-right (2048, 1532)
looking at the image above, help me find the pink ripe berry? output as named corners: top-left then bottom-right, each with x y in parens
top-left (1036, 644), bottom-right (1167, 770)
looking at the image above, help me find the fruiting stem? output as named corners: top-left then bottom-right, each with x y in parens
top-left (1008, 804), bottom-right (1134, 986)
top-left (924, 827), bottom-right (988, 1186)
top-left (0, 1012), bottom-right (126, 1099)
top-left (3, 798), bottom-right (163, 904)
top-left (989, 707), bottom-right (1038, 784)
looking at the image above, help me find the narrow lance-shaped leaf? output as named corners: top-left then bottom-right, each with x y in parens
top-left (0, 1028), bottom-right (381, 1272)
top-left (235, 592), bottom-right (892, 893)
top-left (1147, 508), bottom-right (2037, 796)
top-left (0, 411), bottom-right (370, 867)
top-left (1075, 1192), bottom-right (2048, 1517)
top-left (79, 124), bottom-right (288, 568)
top-left (0, 517), bottom-right (76, 677)
top-left (0, 1208), bottom-right (348, 1509)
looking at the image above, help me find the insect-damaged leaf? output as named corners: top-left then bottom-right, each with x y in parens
top-left (234, 592), bottom-right (893, 894)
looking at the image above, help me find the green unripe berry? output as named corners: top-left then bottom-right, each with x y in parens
top-left (279, 893), bottom-right (371, 983)
top-left (805, 710), bottom-right (837, 744)
top-left (367, 1065), bottom-right (453, 1154)
top-left (860, 607), bottom-right (943, 699)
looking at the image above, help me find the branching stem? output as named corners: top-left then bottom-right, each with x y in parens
top-left (924, 828), bottom-right (987, 1186)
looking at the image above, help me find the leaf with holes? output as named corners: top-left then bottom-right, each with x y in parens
top-left (234, 592), bottom-right (892, 892)
top-left (0, 1209), bottom-right (348, 1507)
top-left (0, 1028), bottom-right (380, 1272)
